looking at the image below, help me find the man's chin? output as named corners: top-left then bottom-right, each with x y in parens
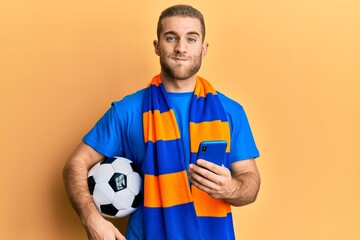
top-left (161, 62), bottom-right (201, 81)
top-left (169, 71), bottom-right (195, 80)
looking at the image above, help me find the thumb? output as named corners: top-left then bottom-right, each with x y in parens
top-left (113, 227), bottom-right (125, 240)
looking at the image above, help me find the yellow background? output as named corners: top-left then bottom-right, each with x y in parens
top-left (1, 0), bottom-right (359, 239)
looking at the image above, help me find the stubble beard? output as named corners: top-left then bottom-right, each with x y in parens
top-left (160, 53), bottom-right (202, 81)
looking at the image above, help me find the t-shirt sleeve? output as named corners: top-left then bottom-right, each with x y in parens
top-left (229, 105), bottom-right (260, 163)
top-left (82, 103), bottom-right (124, 158)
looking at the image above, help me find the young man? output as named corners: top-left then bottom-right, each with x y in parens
top-left (63, 5), bottom-right (260, 240)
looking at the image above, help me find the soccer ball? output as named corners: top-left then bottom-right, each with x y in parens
top-left (87, 156), bottom-right (142, 218)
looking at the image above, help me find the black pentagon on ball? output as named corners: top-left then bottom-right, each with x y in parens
top-left (100, 204), bottom-right (118, 216)
top-left (100, 157), bottom-right (117, 164)
top-left (132, 191), bottom-right (143, 208)
top-left (108, 173), bottom-right (127, 192)
top-left (87, 176), bottom-right (96, 195)
top-left (130, 162), bottom-right (142, 175)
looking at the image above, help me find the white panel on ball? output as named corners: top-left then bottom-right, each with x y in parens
top-left (127, 172), bottom-right (142, 195)
top-left (93, 183), bottom-right (115, 205)
top-left (92, 164), bottom-right (116, 183)
top-left (111, 157), bottom-right (133, 175)
top-left (112, 189), bottom-right (135, 210)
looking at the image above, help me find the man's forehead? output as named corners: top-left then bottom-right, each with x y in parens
top-left (160, 16), bottom-right (202, 35)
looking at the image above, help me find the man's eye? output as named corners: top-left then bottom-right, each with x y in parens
top-left (188, 38), bottom-right (197, 43)
top-left (166, 36), bottom-right (176, 41)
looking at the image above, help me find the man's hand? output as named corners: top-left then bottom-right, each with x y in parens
top-left (188, 159), bottom-right (236, 200)
top-left (84, 214), bottom-right (125, 240)
top-left (188, 158), bottom-right (260, 206)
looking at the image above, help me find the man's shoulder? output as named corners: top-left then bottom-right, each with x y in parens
top-left (112, 88), bottom-right (146, 108)
top-left (216, 91), bottom-right (244, 112)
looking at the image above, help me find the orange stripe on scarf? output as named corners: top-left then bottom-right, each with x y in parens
top-left (144, 171), bottom-right (193, 208)
top-left (143, 109), bottom-right (180, 143)
top-left (189, 121), bottom-right (231, 153)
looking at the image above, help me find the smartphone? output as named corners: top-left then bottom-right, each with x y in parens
top-left (196, 140), bottom-right (227, 166)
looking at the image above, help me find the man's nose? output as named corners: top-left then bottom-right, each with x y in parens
top-left (174, 39), bottom-right (187, 53)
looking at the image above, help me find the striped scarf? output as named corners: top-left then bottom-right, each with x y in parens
top-left (142, 74), bottom-right (235, 240)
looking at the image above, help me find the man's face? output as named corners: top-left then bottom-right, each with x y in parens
top-left (154, 16), bottom-right (208, 80)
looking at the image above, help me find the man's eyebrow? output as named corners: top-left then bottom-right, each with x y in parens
top-left (164, 31), bottom-right (177, 36)
top-left (187, 31), bottom-right (200, 36)
top-left (163, 31), bottom-right (200, 36)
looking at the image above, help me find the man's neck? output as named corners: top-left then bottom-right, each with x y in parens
top-left (160, 73), bottom-right (197, 93)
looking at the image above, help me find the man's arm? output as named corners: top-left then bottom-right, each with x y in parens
top-left (188, 158), bottom-right (260, 206)
top-left (63, 142), bottom-right (125, 240)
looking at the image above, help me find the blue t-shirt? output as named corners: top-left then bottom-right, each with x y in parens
top-left (83, 88), bottom-right (259, 239)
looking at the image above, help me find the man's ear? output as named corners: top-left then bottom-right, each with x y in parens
top-left (153, 40), bottom-right (160, 56)
top-left (202, 42), bottom-right (209, 58)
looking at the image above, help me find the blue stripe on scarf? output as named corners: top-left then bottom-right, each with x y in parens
top-left (190, 93), bottom-right (228, 123)
top-left (144, 140), bottom-right (186, 175)
top-left (197, 213), bottom-right (235, 240)
top-left (143, 83), bottom-right (171, 113)
top-left (144, 203), bottom-right (201, 240)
